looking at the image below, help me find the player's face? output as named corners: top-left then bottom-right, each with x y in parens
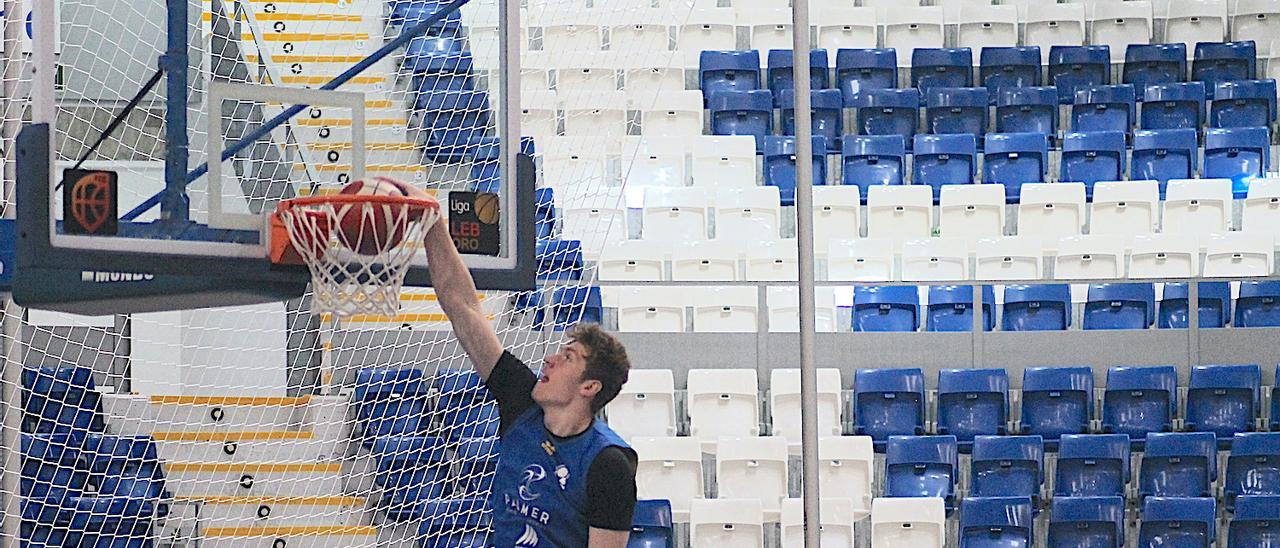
top-left (533, 341), bottom-right (594, 407)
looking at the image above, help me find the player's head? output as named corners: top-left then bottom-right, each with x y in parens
top-left (533, 323), bottom-right (631, 414)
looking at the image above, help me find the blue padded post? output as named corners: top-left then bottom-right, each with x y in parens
top-left (911, 48), bottom-right (974, 98)
top-left (912, 133), bottom-right (977, 203)
top-left (984, 132), bottom-right (1050, 203)
top-left (1123, 43), bottom-right (1188, 88)
top-left (852, 285), bottom-right (919, 332)
top-left (1047, 496), bottom-right (1125, 548)
top-left (418, 498), bottom-right (492, 544)
top-left (1205, 126), bottom-right (1272, 198)
top-left (1186, 364), bottom-right (1261, 446)
top-left (980, 46), bottom-right (1043, 94)
top-left (1102, 365), bottom-right (1178, 443)
top-left (970, 436), bottom-right (1044, 504)
top-left (841, 134), bottom-right (905, 200)
top-left (1060, 131), bottom-right (1127, 199)
top-left (768, 49), bottom-right (830, 106)
top-left (1137, 496), bottom-right (1217, 548)
top-left (1159, 282), bottom-right (1231, 329)
top-left (936, 368), bottom-right (1010, 450)
top-left (1021, 366), bottom-right (1094, 446)
top-left (708, 89), bottom-right (774, 152)
top-left (1193, 41), bottom-right (1257, 87)
top-left (924, 87), bottom-right (989, 139)
top-left (1132, 129), bottom-right (1199, 194)
top-left (1071, 84), bottom-right (1137, 133)
top-left (852, 88), bottom-right (921, 149)
top-left (1138, 432), bottom-right (1218, 500)
top-left (853, 368), bottom-right (926, 450)
top-left (699, 50), bottom-right (761, 100)
top-left (884, 434), bottom-right (959, 509)
top-left (1048, 45), bottom-right (1111, 105)
top-left (1211, 79), bottom-right (1278, 128)
top-left (781, 89), bottom-right (844, 153)
top-left (1235, 281), bottom-right (1280, 327)
top-left (995, 86), bottom-right (1059, 136)
top-left (763, 135), bottom-right (828, 206)
top-left (629, 499), bottom-right (675, 548)
top-left (371, 436), bottom-right (450, 520)
top-left (925, 285), bottom-right (994, 332)
top-left (959, 496), bottom-right (1034, 548)
top-left (1002, 284), bottom-right (1071, 331)
top-left (836, 48), bottom-right (898, 104)
top-left (1140, 81), bottom-right (1206, 130)
top-left (1229, 496), bottom-right (1280, 548)
top-left (1054, 434), bottom-right (1131, 497)
top-left (1083, 283), bottom-right (1155, 331)
top-left (1225, 432), bottom-right (1280, 511)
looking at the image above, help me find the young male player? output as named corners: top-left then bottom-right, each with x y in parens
top-left (401, 180), bottom-right (638, 548)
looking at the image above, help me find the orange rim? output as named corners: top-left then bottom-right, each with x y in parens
top-left (276, 194), bottom-right (440, 214)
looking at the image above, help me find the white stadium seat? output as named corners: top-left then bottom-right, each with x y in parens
top-left (676, 7), bottom-right (738, 57)
top-left (1160, 0), bottom-right (1227, 50)
top-left (812, 185), bottom-right (862, 247)
top-left (538, 16), bottom-right (604, 52)
top-left (1018, 183), bottom-right (1087, 242)
top-left (871, 497), bottom-right (946, 548)
top-left (521, 90), bottom-right (559, 139)
top-left (1242, 178), bottom-right (1280, 236)
top-left (816, 7), bottom-right (879, 53)
top-left (673, 240), bottom-right (740, 281)
top-left (954, 5), bottom-right (1020, 51)
top-left (693, 286), bottom-right (760, 333)
top-left (939, 183), bottom-right (1006, 241)
top-left (639, 90), bottom-right (706, 136)
top-left (540, 137), bottom-right (610, 197)
top-left (1230, 0), bottom-right (1280, 56)
top-left (691, 498), bottom-right (765, 546)
top-left (623, 136), bottom-right (688, 191)
top-left (633, 436), bottom-right (705, 522)
top-left (781, 498), bottom-right (857, 548)
top-left (1163, 178), bottom-right (1234, 235)
top-left (560, 188), bottom-right (626, 257)
top-left (716, 186), bottom-right (782, 241)
top-left (1023, 3), bottom-right (1087, 62)
top-left (741, 8), bottom-right (796, 52)
top-left (692, 136), bottom-right (758, 188)
top-left (687, 368), bottom-right (761, 450)
top-left (1090, 180), bottom-right (1160, 236)
top-left (902, 238), bottom-right (971, 282)
top-left (975, 236), bottom-right (1046, 281)
top-left (819, 436), bottom-right (876, 521)
top-left (555, 52), bottom-right (619, 92)
top-left (608, 8), bottom-right (676, 53)
top-left (828, 238), bottom-right (897, 282)
top-left (1055, 234), bottom-right (1127, 280)
top-left (643, 187), bottom-right (713, 241)
top-left (618, 286), bottom-right (687, 332)
top-left (1204, 232), bottom-right (1275, 277)
top-left (1130, 233), bottom-right (1200, 278)
top-left (882, 7), bottom-right (946, 62)
top-left (561, 91), bottom-right (628, 137)
top-left (1089, 1), bottom-right (1154, 62)
top-left (867, 185), bottom-right (933, 241)
top-left (767, 286), bottom-right (838, 333)
top-left (598, 239), bottom-right (666, 281)
top-left (622, 58), bottom-right (687, 101)
top-left (744, 239), bottom-right (799, 282)
top-left (606, 369), bottom-right (677, 440)
top-left (715, 436), bottom-right (790, 521)
top-left (770, 368), bottom-right (844, 451)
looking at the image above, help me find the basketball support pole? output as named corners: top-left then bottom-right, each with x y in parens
top-left (790, 0), bottom-right (822, 546)
top-left (2, 0), bottom-right (25, 542)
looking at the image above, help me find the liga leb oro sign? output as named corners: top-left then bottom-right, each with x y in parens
top-left (63, 168), bottom-right (119, 236)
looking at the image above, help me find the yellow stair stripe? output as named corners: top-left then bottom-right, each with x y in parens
top-left (309, 142), bottom-right (418, 151)
top-left (204, 0), bottom-right (355, 4)
top-left (203, 525), bottom-right (377, 537)
top-left (152, 431), bottom-right (313, 442)
top-left (281, 75), bottom-right (385, 85)
top-left (175, 495), bottom-right (363, 506)
top-left (167, 462), bottom-right (342, 473)
top-left (321, 312), bottom-right (453, 323)
top-left (261, 32), bottom-right (370, 42)
top-left (246, 54), bottom-right (367, 64)
top-left (255, 13), bottom-right (365, 22)
top-left (149, 395), bottom-right (311, 406)
top-left (295, 118), bottom-right (403, 126)
top-left (307, 163), bottom-right (428, 172)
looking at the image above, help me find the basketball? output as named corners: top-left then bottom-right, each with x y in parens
top-left (475, 192), bottom-right (500, 224)
top-left (336, 178), bottom-right (413, 255)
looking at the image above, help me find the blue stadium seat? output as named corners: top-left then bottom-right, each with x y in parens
top-left (1137, 497), bottom-right (1216, 548)
top-left (842, 134), bottom-right (905, 201)
top-left (1186, 364), bottom-right (1261, 445)
top-left (1158, 282), bottom-right (1231, 329)
top-left (1225, 433), bottom-right (1280, 511)
top-left (1274, 365), bottom-right (1280, 431)
top-left (415, 90), bottom-right (491, 162)
top-left (912, 134), bottom-right (977, 202)
top-left (836, 48), bottom-right (898, 103)
top-left (936, 368), bottom-right (1009, 449)
top-left (536, 239), bottom-right (584, 282)
top-left (372, 436), bottom-right (451, 520)
top-left (1139, 82), bottom-right (1206, 130)
top-left (981, 46), bottom-right (1042, 94)
top-left (1211, 79), bottom-right (1277, 128)
top-left (1083, 283), bottom-right (1155, 331)
top-left (1193, 41), bottom-right (1257, 88)
top-left (1131, 128), bottom-right (1199, 192)
top-left (1138, 432), bottom-right (1217, 500)
top-left (22, 365), bottom-right (103, 435)
top-left (1102, 365), bottom-right (1178, 442)
top-left (912, 48), bottom-right (973, 99)
top-left (1229, 496), bottom-right (1280, 548)
top-left (852, 285), bottom-right (918, 332)
top-left (884, 435), bottom-right (959, 509)
top-left (455, 437), bottom-right (497, 497)
top-left (925, 87), bottom-right (989, 138)
top-left (853, 368), bottom-right (926, 450)
top-left (768, 49), bottom-right (830, 106)
top-left (545, 286), bottom-right (602, 331)
top-left (1204, 126), bottom-right (1271, 198)
top-left (1002, 284), bottom-right (1071, 331)
top-left (1235, 281), bottom-right (1280, 327)
top-left (925, 285), bottom-right (994, 332)
top-left (535, 187), bottom-right (554, 241)
top-left (1071, 84), bottom-right (1137, 133)
top-left (709, 89), bottom-right (774, 152)
top-left (81, 434), bottom-right (166, 503)
top-left (418, 497), bottom-right (492, 547)
top-left (984, 132), bottom-right (1049, 203)
top-left (852, 88), bottom-right (921, 148)
top-left (699, 50), bottom-right (761, 101)
top-left (432, 369), bottom-right (487, 409)
top-left (354, 368), bottom-right (430, 443)
top-left (404, 33), bottom-right (469, 76)
top-left (21, 496), bottom-right (77, 548)
top-left (411, 63), bottom-right (474, 100)
top-left (1123, 43), bottom-right (1188, 88)
top-left (21, 433), bottom-right (87, 504)
top-left (1060, 131), bottom-right (1127, 198)
top-left (1020, 367), bottom-right (1094, 445)
top-left (995, 87), bottom-right (1059, 136)
top-left (970, 436), bottom-right (1044, 505)
top-left (1054, 434), bottom-right (1131, 497)
top-left (1049, 45), bottom-right (1111, 105)
top-left (67, 496), bottom-right (155, 548)
top-left (764, 135), bottom-right (828, 206)
top-left (432, 369), bottom-right (499, 441)
top-left (1048, 496), bottom-right (1125, 548)
top-left (470, 137), bottom-right (536, 193)
top-left (629, 500), bottom-right (674, 548)
top-left (781, 89), bottom-right (844, 153)
top-left (959, 496), bottom-right (1034, 548)
top-left (389, 0), bottom-right (462, 28)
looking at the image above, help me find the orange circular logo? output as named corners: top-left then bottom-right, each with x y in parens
top-left (70, 172), bottom-right (113, 234)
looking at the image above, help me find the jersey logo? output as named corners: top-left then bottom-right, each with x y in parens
top-left (554, 464), bottom-right (570, 490)
top-left (516, 524), bottom-right (540, 547)
top-left (519, 464), bottom-right (546, 501)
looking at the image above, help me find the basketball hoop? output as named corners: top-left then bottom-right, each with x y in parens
top-left (273, 193), bottom-right (441, 318)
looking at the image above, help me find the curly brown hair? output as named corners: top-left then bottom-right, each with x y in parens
top-left (567, 323), bottom-right (631, 413)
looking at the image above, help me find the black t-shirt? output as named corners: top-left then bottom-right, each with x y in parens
top-left (484, 351), bottom-right (638, 532)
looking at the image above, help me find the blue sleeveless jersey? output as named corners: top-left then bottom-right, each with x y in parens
top-left (489, 407), bottom-right (631, 547)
